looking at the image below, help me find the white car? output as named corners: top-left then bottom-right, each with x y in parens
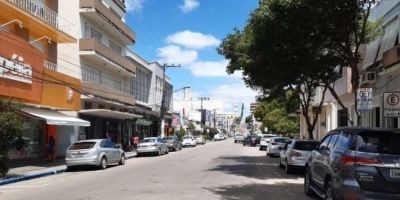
top-left (214, 134), bottom-right (222, 141)
top-left (266, 137), bottom-right (291, 157)
top-left (182, 135), bottom-right (196, 147)
top-left (259, 134), bottom-right (277, 150)
top-left (279, 140), bottom-right (319, 173)
top-left (194, 135), bottom-right (206, 145)
top-left (234, 133), bottom-right (245, 143)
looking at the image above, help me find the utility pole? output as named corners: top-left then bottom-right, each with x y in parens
top-left (198, 97), bottom-right (210, 110)
top-left (160, 63), bottom-right (180, 137)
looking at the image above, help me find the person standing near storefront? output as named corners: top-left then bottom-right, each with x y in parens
top-left (47, 136), bottom-right (55, 162)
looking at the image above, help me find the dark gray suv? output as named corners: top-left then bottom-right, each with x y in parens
top-left (304, 127), bottom-right (400, 200)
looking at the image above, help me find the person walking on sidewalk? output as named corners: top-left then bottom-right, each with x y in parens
top-left (47, 136), bottom-right (55, 162)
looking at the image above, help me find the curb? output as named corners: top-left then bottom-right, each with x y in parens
top-left (0, 167), bottom-right (66, 186)
top-left (1, 153), bottom-right (137, 186)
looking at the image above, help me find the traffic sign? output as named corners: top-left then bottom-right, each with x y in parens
top-left (357, 88), bottom-right (373, 112)
top-left (384, 92), bottom-right (400, 117)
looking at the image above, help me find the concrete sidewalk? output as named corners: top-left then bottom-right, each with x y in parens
top-left (0, 151), bottom-right (137, 186)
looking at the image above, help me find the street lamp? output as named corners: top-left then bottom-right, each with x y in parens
top-left (173, 85), bottom-right (190, 93)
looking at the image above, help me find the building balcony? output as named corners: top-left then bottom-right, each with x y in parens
top-left (80, 0), bottom-right (135, 45)
top-left (82, 82), bottom-right (135, 106)
top-left (79, 38), bottom-right (136, 76)
top-left (0, 0), bottom-right (76, 43)
top-left (383, 45), bottom-right (400, 68)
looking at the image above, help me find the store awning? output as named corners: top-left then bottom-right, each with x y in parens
top-left (79, 109), bottom-right (142, 120)
top-left (21, 107), bottom-right (91, 127)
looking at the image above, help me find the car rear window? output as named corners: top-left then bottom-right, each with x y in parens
top-left (274, 138), bottom-right (290, 143)
top-left (141, 139), bottom-right (155, 143)
top-left (293, 141), bottom-right (319, 151)
top-left (356, 132), bottom-right (400, 155)
top-left (70, 142), bottom-right (96, 150)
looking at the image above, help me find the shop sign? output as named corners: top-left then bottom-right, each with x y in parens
top-left (384, 92), bottom-right (400, 117)
top-left (357, 88), bottom-right (373, 112)
top-left (66, 87), bottom-right (74, 101)
top-left (0, 54), bottom-right (32, 84)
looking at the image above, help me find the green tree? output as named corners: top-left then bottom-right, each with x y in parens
top-left (0, 99), bottom-right (23, 178)
top-left (245, 115), bottom-right (253, 124)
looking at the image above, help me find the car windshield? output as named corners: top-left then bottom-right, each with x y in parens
top-left (141, 139), bottom-right (156, 143)
top-left (163, 137), bottom-right (172, 141)
top-left (69, 142), bottom-right (96, 150)
top-left (356, 132), bottom-right (400, 155)
top-left (293, 141), bottom-right (319, 151)
top-left (183, 136), bottom-right (192, 139)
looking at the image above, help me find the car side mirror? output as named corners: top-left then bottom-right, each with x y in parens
top-left (114, 145), bottom-right (120, 149)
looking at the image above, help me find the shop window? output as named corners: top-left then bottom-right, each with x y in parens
top-left (98, 104), bottom-right (105, 109)
top-left (84, 102), bottom-right (92, 109)
top-left (375, 107), bottom-right (380, 127)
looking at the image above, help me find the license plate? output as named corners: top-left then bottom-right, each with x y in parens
top-left (390, 169), bottom-right (400, 178)
top-left (73, 154), bottom-right (83, 158)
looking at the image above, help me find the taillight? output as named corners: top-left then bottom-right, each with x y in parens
top-left (340, 155), bottom-right (382, 166)
top-left (289, 151), bottom-right (302, 157)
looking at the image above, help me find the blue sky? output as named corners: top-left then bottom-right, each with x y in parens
top-left (125, 0), bottom-right (259, 115)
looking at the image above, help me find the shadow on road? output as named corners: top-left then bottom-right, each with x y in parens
top-left (205, 183), bottom-right (315, 200)
top-left (207, 155), bottom-right (304, 180)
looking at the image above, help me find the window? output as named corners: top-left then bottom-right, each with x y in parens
top-left (334, 132), bottom-right (352, 150)
top-left (356, 132), bottom-right (400, 155)
top-left (90, 27), bottom-right (102, 42)
top-left (82, 65), bottom-right (101, 84)
top-left (327, 133), bottom-right (339, 151)
top-left (69, 142), bottom-right (96, 150)
top-left (375, 107), bottom-right (380, 127)
top-left (293, 141), bottom-right (319, 151)
top-left (109, 40), bottom-right (122, 55)
top-left (319, 135), bottom-right (331, 150)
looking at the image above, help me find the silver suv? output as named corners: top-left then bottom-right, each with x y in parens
top-left (304, 127), bottom-right (400, 200)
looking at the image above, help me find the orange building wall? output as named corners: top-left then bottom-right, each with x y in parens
top-left (0, 32), bottom-right (44, 103)
top-left (41, 69), bottom-right (81, 111)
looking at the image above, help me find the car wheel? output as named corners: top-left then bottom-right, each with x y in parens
top-left (166, 148), bottom-right (169, 154)
top-left (304, 167), bottom-right (315, 197)
top-left (285, 160), bottom-right (293, 174)
top-left (119, 154), bottom-right (125, 165)
top-left (324, 180), bottom-right (336, 200)
top-left (266, 148), bottom-right (270, 157)
top-left (158, 149), bottom-right (161, 156)
top-left (98, 157), bottom-right (107, 170)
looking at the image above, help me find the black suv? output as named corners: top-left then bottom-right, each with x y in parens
top-left (304, 127), bottom-right (400, 200)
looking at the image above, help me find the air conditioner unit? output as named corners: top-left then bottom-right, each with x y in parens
top-left (360, 71), bottom-right (376, 84)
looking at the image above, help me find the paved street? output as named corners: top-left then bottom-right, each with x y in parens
top-left (0, 139), bottom-right (313, 200)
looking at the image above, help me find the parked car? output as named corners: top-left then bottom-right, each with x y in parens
top-left (259, 134), bottom-right (277, 150)
top-left (137, 137), bottom-right (169, 156)
top-left (279, 140), bottom-right (319, 174)
top-left (243, 134), bottom-right (261, 146)
top-left (234, 133), bottom-right (245, 143)
top-left (266, 137), bottom-right (291, 157)
top-left (182, 135), bottom-right (197, 147)
top-left (194, 135), bottom-right (206, 145)
top-left (214, 134), bottom-right (222, 141)
top-left (163, 136), bottom-right (182, 151)
top-left (304, 127), bottom-right (400, 200)
top-left (65, 139), bottom-right (125, 170)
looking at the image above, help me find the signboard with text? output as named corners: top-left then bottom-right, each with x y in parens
top-left (384, 92), bottom-right (400, 117)
top-left (357, 88), bottom-right (373, 112)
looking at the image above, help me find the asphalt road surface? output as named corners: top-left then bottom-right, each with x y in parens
top-left (0, 139), bottom-right (314, 200)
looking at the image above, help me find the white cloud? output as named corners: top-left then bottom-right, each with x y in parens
top-left (209, 83), bottom-right (258, 115)
top-left (126, 0), bottom-right (145, 13)
top-left (188, 60), bottom-right (242, 78)
top-left (179, 0), bottom-right (200, 13)
top-left (166, 30), bottom-right (220, 49)
top-left (157, 45), bottom-right (198, 65)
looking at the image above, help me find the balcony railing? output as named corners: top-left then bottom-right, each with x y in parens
top-left (80, 0), bottom-right (135, 43)
top-left (79, 38), bottom-right (136, 74)
top-left (7, 0), bottom-right (76, 38)
top-left (44, 60), bottom-right (57, 71)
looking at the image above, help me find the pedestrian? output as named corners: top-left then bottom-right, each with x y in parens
top-left (47, 135), bottom-right (55, 162)
top-left (15, 135), bottom-right (26, 157)
top-left (133, 136), bottom-right (140, 148)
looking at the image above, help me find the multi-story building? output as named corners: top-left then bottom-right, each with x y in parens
top-left (0, 0), bottom-right (90, 160)
top-left (300, 0), bottom-right (400, 139)
top-left (58, 0), bottom-right (140, 150)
